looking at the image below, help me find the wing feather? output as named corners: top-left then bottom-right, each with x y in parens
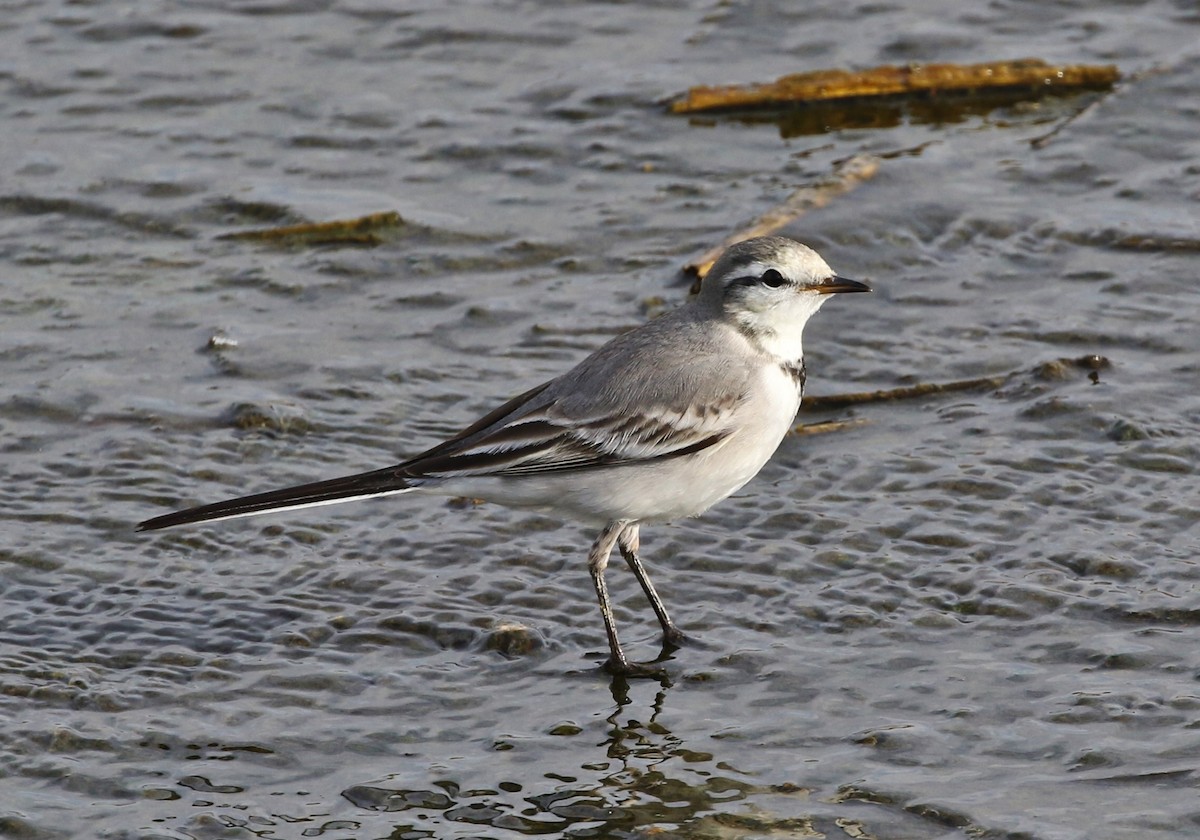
top-left (397, 316), bottom-right (754, 480)
top-left (402, 399), bottom-right (739, 479)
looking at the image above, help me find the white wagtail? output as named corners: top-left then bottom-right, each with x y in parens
top-left (138, 236), bottom-right (871, 675)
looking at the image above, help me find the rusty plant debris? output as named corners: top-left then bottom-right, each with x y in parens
top-left (801, 354), bottom-right (1110, 413)
top-left (217, 210), bottom-right (405, 246)
top-left (224, 402), bottom-right (312, 435)
top-left (1055, 228), bottom-right (1200, 254)
top-left (790, 418), bottom-right (870, 436)
top-left (669, 59), bottom-right (1120, 115)
top-left (684, 154), bottom-right (881, 286)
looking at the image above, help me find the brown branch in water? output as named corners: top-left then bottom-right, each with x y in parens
top-left (801, 354), bottom-right (1110, 413)
top-left (1055, 228), bottom-right (1200, 254)
top-left (802, 373), bottom-right (1009, 411)
top-left (790, 418), bottom-right (870, 436)
top-left (669, 59), bottom-right (1119, 115)
top-left (217, 211), bottom-right (405, 246)
top-left (683, 154), bottom-right (880, 286)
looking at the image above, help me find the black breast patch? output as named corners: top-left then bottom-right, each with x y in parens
top-left (781, 359), bottom-right (806, 393)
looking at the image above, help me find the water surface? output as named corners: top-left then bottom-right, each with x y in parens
top-left (2, 2), bottom-right (1199, 838)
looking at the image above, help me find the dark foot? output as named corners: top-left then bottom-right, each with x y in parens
top-left (602, 657), bottom-right (668, 678)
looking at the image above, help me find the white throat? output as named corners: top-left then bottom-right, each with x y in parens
top-left (730, 292), bottom-right (828, 363)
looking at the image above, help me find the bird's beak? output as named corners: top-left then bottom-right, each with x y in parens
top-left (813, 275), bottom-right (872, 295)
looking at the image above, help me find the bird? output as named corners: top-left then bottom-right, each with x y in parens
top-left (137, 236), bottom-right (871, 676)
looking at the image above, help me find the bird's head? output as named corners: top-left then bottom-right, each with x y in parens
top-left (699, 235), bottom-right (870, 361)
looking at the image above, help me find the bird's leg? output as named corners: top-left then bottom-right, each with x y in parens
top-left (589, 520), bottom-right (663, 677)
top-left (617, 523), bottom-right (686, 647)
top-left (589, 521), bottom-right (632, 674)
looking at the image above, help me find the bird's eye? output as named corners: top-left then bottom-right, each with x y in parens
top-left (760, 269), bottom-right (786, 288)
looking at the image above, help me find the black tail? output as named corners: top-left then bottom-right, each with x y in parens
top-left (137, 465), bottom-right (415, 531)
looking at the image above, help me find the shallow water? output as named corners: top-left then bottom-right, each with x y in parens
top-left (2, 2), bottom-right (1199, 838)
